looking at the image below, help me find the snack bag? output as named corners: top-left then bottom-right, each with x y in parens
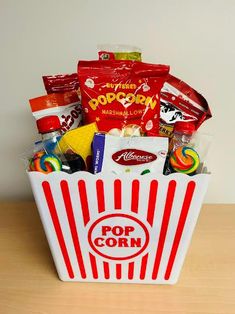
top-left (78, 60), bottom-right (169, 136)
top-left (43, 73), bottom-right (79, 94)
top-left (93, 133), bottom-right (168, 175)
top-left (160, 74), bottom-right (212, 137)
top-left (29, 92), bottom-right (82, 133)
top-left (98, 44), bottom-right (142, 61)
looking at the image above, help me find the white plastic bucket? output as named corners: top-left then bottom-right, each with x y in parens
top-left (28, 171), bottom-right (210, 284)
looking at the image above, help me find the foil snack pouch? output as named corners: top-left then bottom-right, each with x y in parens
top-left (78, 60), bottom-right (169, 136)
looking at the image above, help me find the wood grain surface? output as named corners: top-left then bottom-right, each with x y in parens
top-left (0, 202), bottom-right (235, 314)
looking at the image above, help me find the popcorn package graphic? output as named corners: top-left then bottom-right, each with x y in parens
top-left (28, 171), bottom-right (210, 284)
top-left (78, 60), bottom-right (170, 136)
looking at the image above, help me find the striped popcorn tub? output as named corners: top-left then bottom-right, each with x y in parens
top-left (28, 171), bottom-right (210, 284)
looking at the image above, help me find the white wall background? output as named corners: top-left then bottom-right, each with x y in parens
top-left (0, 0), bottom-right (234, 203)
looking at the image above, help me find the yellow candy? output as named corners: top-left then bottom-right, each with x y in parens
top-left (56, 123), bottom-right (98, 167)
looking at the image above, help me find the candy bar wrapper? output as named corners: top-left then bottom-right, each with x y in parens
top-left (93, 134), bottom-right (168, 175)
top-left (92, 133), bottom-right (106, 174)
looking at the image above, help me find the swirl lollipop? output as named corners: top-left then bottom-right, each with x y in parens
top-left (170, 146), bottom-right (200, 174)
top-left (29, 151), bottom-right (44, 171)
top-left (30, 151), bottom-right (62, 174)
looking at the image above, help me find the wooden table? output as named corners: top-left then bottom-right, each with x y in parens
top-left (0, 202), bottom-right (235, 314)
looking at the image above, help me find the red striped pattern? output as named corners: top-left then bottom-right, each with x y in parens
top-left (103, 261), bottom-right (110, 279)
top-left (147, 180), bottom-right (158, 226)
top-left (89, 253), bottom-right (98, 279)
top-left (164, 181), bottom-right (196, 280)
top-left (78, 180), bottom-right (90, 225)
top-left (114, 179), bottom-right (122, 209)
top-left (139, 180), bottom-right (158, 280)
top-left (152, 180), bottom-right (176, 280)
top-left (140, 254), bottom-right (149, 280)
top-left (116, 264), bottom-right (122, 279)
top-left (131, 180), bottom-right (140, 213)
top-left (96, 179), bottom-right (105, 213)
top-left (42, 181), bottom-right (74, 279)
top-left (60, 180), bottom-right (86, 279)
top-left (93, 179), bottom-right (106, 279)
top-left (128, 179), bottom-right (140, 279)
top-left (42, 176), bottom-right (197, 282)
top-left (77, 180), bottom-right (101, 280)
top-left (128, 262), bottom-right (134, 279)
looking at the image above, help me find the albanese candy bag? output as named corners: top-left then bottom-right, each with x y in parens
top-left (78, 60), bottom-right (169, 136)
top-left (92, 133), bottom-right (168, 175)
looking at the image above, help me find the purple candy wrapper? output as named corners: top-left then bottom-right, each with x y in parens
top-left (92, 133), bottom-right (106, 174)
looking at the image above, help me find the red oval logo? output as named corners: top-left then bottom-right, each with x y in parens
top-left (88, 214), bottom-right (149, 260)
top-left (112, 149), bottom-right (157, 166)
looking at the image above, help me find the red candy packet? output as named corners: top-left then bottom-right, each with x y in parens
top-left (160, 74), bottom-right (212, 137)
top-left (43, 73), bottom-right (79, 94)
top-left (78, 60), bottom-right (169, 136)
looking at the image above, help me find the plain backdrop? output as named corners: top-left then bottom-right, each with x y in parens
top-left (0, 0), bottom-right (234, 203)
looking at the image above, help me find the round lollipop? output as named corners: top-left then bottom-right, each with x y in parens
top-left (30, 151), bottom-right (62, 174)
top-left (169, 146), bottom-right (200, 174)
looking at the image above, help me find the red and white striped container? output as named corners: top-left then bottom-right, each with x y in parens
top-left (28, 171), bottom-right (210, 284)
